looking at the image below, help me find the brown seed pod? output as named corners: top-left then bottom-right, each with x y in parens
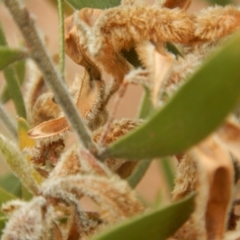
top-left (28, 69), bottom-right (107, 139)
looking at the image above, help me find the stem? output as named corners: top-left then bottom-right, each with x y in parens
top-left (0, 104), bottom-right (18, 140)
top-left (159, 158), bottom-right (175, 191)
top-left (127, 89), bottom-right (154, 188)
top-left (3, 0), bottom-right (98, 154)
top-left (127, 160), bottom-right (151, 188)
top-left (57, 0), bottom-right (65, 75)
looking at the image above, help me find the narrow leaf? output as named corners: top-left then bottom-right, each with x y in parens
top-left (121, 48), bottom-right (142, 68)
top-left (0, 185), bottom-right (16, 203)
top-left (14, 59), bottom-right (26, 84)
top-left (57, 0), bottom-right (65, 75)
top-left (0, 134), bottom-right (39, 194)
top-left (65, 0), bottom-right (121, 9)
top-left (17, 117), bottom-right (43, 188)
top-left (208, 0), bottom-right (232, 6)
top-left (0, 173), bottom-right (21, 198)
top-left (159, 158), bottom-right (175, 191)
top-left (17, 117), bottom-right (35, 150)
top-left (1, 59), bottom-right (26, 103)
top-left (0, 104), bottom-right (17, 140)
top-left (0, 217), bottom-right (7, 235)
top-left (3, 67), bottom-right (26, 118)
top-left (0, 22), bottom-right (7, 46)
top-left (17, 117), bottom-right (35, 200)
top-left (127, 89), bottom-right (154, 188)
top-left (101, 34), bottom-right (240, 160)
top-left (0, 24), bottom-right (26, 118)
top-left (0, 46), bottom-right (26, 70)
top-left (127, 160), bottom-right (151, 188)
top-left (138, 88), bottom-right (154, 119)
top-left (91, 193), bottom-right (195, 240)
top-left (48, 0), bottom-right (74, 15)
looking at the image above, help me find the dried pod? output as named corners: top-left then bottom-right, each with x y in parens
top-left (172, 137), bottom-right (234, 240)
top-left (28, 69), bottom-right (107, 139)
top-left (194, 6), bottom-right (240, 42)
top-left (25, 60), bottom-right (48, 126)
top-left (91, 6), bottom-right (195, 54)
top-left (48, 146), bottom-right (111, 181)
top-left (43, 175), bottom-right (145, 223)
top-left (2, 197), bottom-right (50, 240)
top-left (136, 41), bottom-right (174, 106)
top-left (31, 92), bottom-right (62, 126)
top-left (25, 57), bottom-right (60, 127)
top-left (65, 8), bottom-right (131, 96)
top-left (65, 9), bottom-right (102, 80)
top-left (163, 0), bottom-right (191, 10)
top-left (93, 118), bottom-right (143, 178)
top-left (30, 138), bottom-right (65, 167)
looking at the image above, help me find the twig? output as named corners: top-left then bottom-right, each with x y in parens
top-left (3, 0), bottom-right (98, 154)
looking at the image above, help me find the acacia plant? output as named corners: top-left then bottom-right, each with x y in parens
top-left (1, 0), bottom-right (240, 239)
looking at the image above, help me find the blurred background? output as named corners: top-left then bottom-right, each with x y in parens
top-left (0, 0), bottom-right (236, 207)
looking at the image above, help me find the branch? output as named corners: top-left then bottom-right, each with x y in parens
top-left (3, 0), bottom-right (98, 154)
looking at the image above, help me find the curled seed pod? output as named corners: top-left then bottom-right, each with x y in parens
top-left (43, 175), bottom-right (145, 223)
top-left (194, 6), bottom-right (240, 42)
top-left (65, 9), bottom-right (103, 81)
top-left (31, 92), bottom-right (62, 126)
top-left (172, 137), bottom-right (234, 240)
top-left (65, 8), bottom-right (131, 97)
top-left (28, 69), bottom-right (108, 139)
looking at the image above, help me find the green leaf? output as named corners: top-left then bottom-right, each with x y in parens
top-left (101, 34), bottom-right (240, 160)
top-left (0, 46), bottom-right (26, 70)
top-left (0, 134), bottom-right (39, 195)
top-left (138, 88), bottom-right (154, 119)
top-left (91, 193), bottom-right (195, 240)
top-left (21, 186), bottom-right (33, 201)
top-left (3, 67), bottom-right (26, 118)
top-left (0, 24), bottom-right (26, 118)
top-left (0, 23), bottom-right (7, 46)
top-left (1, 59), bottom-right (26, 103)
top-left (127, 160), bottom-right (151, 188)
top-left (127, 90), bottom-right (154, 188)
top-left (57, 0), bottom-right (65, 76)
top-left (0, 216), bottom-right (7, 238)
top-left (0, 173), bottom-right (21, 198)
top-left (121, 48), bottom-right (142, 68)
top-left (48, 0), bottom-right (74, 15)
top-left (65, 0), bottom-right (121, 9)
top-left (208, 0), bottom-right (232, 6)
top-left (159, 158), bottom-right (175, 191)
top-left (0, 216), bottom-right (7, 230)
top-left (0, 182), bottom-right (17, 203)
top-left (17, 117), bottom-right (35, 151)
top-left (166, 42), bottom-right (183, 58)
